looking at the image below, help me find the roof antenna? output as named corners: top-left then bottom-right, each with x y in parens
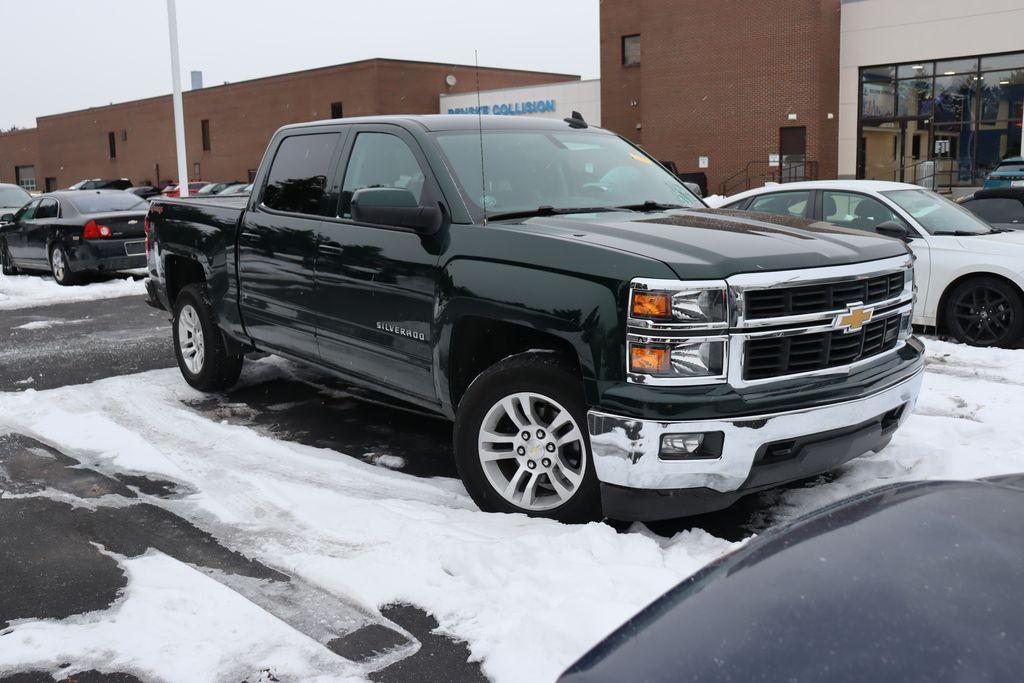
top-left (474, 49), bottom-right (488, 225)
top-left (564, 110), bottom-right (588, 129)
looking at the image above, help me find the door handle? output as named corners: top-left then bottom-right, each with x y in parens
top-left (240, 231), bottom-right (260, 241)
top-left (318, 244), bottom-right (345, 255)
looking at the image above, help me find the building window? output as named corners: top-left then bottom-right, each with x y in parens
top-left (330, 101), bottom-right (344, 119)
top-left (121, 129), bottom-right (128, 142)
top-left (201, 119), bottom-right (211, 151)
top-left (622, 34), bottom-right (640, 66)
top-left (108, 131), bottom-right (117, 159)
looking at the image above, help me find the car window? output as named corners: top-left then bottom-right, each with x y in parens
top-left (963, 197), bottom-right (1024, 224)
top-left (0, 186), bottom-right (31, 209)
top-left (14, 199), bottom-right (40, 221)
top-left (261, 133), bottom-right (340, 216)
top-left (882, 189), bottom-right (994, 235)
top-left (822, 191), bottom-right (906, 232)
top-left (747, 191), bottom-right (810, 218)
top-left (340, 132), bottom-right (426, 218)
top-left (68, 193), bottom-right (147, 214)
top-left (35, 198), bottom-right (59, 219)
top-left (994, 162), bottom-right (1024, 173)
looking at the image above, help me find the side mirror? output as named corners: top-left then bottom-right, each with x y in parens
top-left (351, 187), bottom-right (443, 234)
top-left (1, 213), bottom-right (14, 223)
top-left (875, 221), bottom-right (911, 242)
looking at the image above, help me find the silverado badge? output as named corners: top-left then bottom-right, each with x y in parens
top-left (835, 303), bottom-right (874, 334)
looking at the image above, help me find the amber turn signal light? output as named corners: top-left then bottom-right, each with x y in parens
top-left (630, 345), bottom-right (670, 374)
top-left (632, 292), bottom-right (671, 318)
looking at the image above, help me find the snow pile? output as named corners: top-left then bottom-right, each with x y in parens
top-left (1, 339), bottom-right (1023, 681)
top-left (0, 271), bottom-right (145, 311)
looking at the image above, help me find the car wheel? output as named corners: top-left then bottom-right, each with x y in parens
top-left (1, 240), bottom-right (18, 276)
top-left (172, 283), bottom-right (244, 391)
top-left (454, 352), bottom-right (601, 523)
top-left (944, 276), bottom-right (1024, 348)
top-left (49, 245), bottom-right (78, 285)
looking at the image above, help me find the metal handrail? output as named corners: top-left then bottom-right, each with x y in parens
top-left (720, 160), bottom-right (820, 196)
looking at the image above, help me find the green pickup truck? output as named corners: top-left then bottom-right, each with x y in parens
top-left (144, 114), bottom-right (924, 522)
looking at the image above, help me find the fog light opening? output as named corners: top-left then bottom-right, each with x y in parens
top-left (659, 431), bottom-right (724, 460)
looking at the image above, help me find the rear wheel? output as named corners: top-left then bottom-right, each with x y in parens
top-left (172, 283), bottom-right (243, 391)
top-left (1, 240), bottom-right (17, 275)
top-left (49, 245), bottom-right (78, 285)
top-left (944, 277), bottom-right (1024, 348)
top-left (454, 352), bottom-right (601, 523)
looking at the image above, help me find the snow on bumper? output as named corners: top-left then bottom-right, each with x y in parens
top-left (588, 368), bottom-right (924, 493)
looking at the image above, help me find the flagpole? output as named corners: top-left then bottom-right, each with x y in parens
top-left (166, 0), bottom-right (189, 197)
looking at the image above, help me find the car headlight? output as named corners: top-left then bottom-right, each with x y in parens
top-left (628, 337), bottom-right (728, 384)
top-left (629, 280), bottom-right (729, 328)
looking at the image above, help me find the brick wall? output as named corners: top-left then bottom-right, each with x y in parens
top-left (601, 0), bottom-right (841, 195)
top-left (0, 59), bottom-right (577, 190)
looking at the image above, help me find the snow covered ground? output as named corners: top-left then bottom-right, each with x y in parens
top-left (0, 270), bottom-right (146, 311)
top-left (1, 339), bottom-right (1022, 681)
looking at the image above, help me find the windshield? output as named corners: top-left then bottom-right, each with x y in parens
top-left (433, 129), bottom-right (702, 218)
top-left (0, 186), bottom-right (31, 208)
top-left (68, 192), bottom-right (148, 214)
top-left (993, 162), bottom-right (1024, 173)
top-left (881, 189), bottom-right (995, 235)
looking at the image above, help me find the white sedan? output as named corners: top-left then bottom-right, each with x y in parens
top-left (710, 180), bottom-right (1024, 347)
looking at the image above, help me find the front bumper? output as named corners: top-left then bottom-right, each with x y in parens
top-left (588, 366), bottom-right (923, 520)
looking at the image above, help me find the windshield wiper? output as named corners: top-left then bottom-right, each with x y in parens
top-left (933, 229), bottom-right (1002, 236)
top-left (612, 201), bottom-right (688, 212)
top-left (486, 206), bottom-right (624, 222)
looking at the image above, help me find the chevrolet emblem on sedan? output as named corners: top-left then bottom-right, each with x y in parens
top-left (835, 303), bottom-right (874, 333)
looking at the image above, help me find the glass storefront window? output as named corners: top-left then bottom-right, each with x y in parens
top-left (980, 53), bottom-right (1024, 72)
top-left (862, 81), bottom-right (895, 118)
top-left (936, 58), bottom-right (979, 76)
top-left (897, 79), bottom-right (933, 117)
top-left (897, 62), bottom-right (933, 79)
top-left (933, 74), bottom-right (977, 123)
top-left (978, 70), bottom-right (1024, 122)
top-left (975, 121), bottom-right (1023, 176)
top-left (862, 65), bottom-right (895, 82)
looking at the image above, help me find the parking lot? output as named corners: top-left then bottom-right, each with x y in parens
top-left (2, 272), bottom-right (1023, 682)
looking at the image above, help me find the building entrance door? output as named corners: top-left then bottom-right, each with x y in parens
top-left (779, 126), bottom-right (807, 181)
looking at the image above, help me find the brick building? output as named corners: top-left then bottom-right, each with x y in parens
top-left (0, 58), bottom-right (577, 191)
top-left (600, 0), bottom-right (841, 196)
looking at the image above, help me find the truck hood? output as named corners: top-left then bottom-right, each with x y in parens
top-left (511, 208), bottom-right (910, 280)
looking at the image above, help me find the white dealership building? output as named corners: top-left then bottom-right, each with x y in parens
top-left (440, 79), bottom-right (601, 126)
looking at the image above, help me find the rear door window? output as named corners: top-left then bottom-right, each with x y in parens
top-left (261, 133), bottom-right (340, 216)
top-left (747, 191), bottom-right (811, 218)
top-left (962, 197), bottom-right (1024, 224)
top-left (35, 198), bottom-right (59, 219)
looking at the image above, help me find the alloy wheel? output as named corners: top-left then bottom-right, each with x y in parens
top-left (50, 248), bottom-right (66, 282)
top-left (477, 391), bottom-right (587, 511)
top-left (953, 285), bottom-right (1015, 345)
top-left (177, 304), bottom-right (206, 374)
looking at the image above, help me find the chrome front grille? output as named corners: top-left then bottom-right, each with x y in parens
top-left (744, 271), bottom-right (905, 320)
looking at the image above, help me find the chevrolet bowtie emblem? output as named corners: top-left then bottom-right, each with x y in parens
top-left (835, 303), bottom-right (874, 333)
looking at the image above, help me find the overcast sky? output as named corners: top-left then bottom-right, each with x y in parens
top-left (0, 0), bottom-right (599, 130)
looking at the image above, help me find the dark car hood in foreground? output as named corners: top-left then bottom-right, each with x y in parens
top-left (560, 477), bottom-right (1024, 683)
top-left (515, 208), bottom-right (909, 279)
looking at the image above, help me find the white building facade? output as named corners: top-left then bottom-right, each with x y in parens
top-left (839, 0), bottom-right (1024, 187)
top-left (440, 79), bottom-right (601, 126)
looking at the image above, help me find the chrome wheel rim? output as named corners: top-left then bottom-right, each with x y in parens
top-left (477, 392), bottom-right (587, 512)
top-left (177, 304), bottom-right (205, 374)
top-left (51, 248), bottom-right (65, 281)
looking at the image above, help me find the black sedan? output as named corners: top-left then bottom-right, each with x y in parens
top-left (560, 476), bottom-right (1024, 683)
top-left (958, 187), bottom-right (1024, 230)
top-left (0, 190), bottom-right (148, 284)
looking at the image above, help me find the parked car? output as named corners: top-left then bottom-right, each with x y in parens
top-left (714, 180), bottom-right (1024, 347)
top-left (126, 185), bottom-right (162, 200)
top-left (0, 190), bottom-right (148, 284)
top-left (214, 182), bottom-right (249, 195)
top-left (67, 178), bottom-right (132, 191)
top-left (559, 474), bottom-right (1024, 683)
top-left (196, 181), bottom-right (244, 195)
top-left (144, 115), bottom-right (923, 523)
top-left (982, 156), bottom-right (1024, 189)
top-left (958, 187), bottom-right (1024, 230)
top-left (162, 182), bottom-right (209, 198)
top-left (0, 183), bottom-right (32, 221)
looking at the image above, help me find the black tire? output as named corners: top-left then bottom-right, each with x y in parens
top-left (944, 276), bottom-right (1024, 348)
top-left (454, 352), bottom-right (601, 523)
top-left (49, 244), bottom-right (78, 285)
top-left (1, 239), bottom-right (18, 276)
top-left (172, 283), bottom-right (244, 391)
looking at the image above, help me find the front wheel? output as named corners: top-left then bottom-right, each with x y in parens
top-left (454, 352), bottom-right (601, 523)
top-left (172, 284), bottom-right (243, 391)
top-left (944, 277), bottom-right (1024, 348)
top-left (1, 240), bottom-right (18, 275)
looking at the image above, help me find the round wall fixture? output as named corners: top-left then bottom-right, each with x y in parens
top-left (445, 74), bottom-right (457, 87)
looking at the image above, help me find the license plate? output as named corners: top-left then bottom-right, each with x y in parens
top-left (124, 240), bottom-right (145, 256)
top-left (1012, 180), bottom-right (1024, 187)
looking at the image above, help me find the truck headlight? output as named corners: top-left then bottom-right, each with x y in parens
top-left (628, 338), bottom-right (728, 383)
top-left (630, 281), bottom-right (729, 328)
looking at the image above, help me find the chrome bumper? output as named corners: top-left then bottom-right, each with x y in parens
top-left (587, 368), bottom-right (924, 492)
